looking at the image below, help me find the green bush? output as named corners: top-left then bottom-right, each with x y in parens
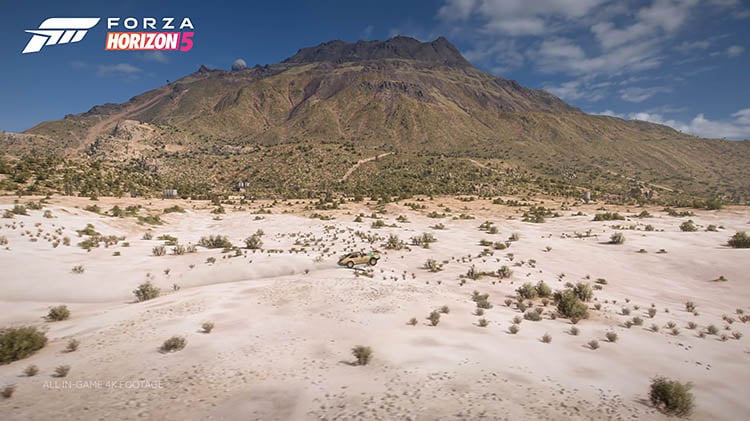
top-left (352, 345), bottom-right (373, 365)
top-left (46, 305), bottom-right (70, 321)
top-left (524, 311), bottom-right (542, 321)
top-left (573, 282), bottom-right (593, 302)
top-left (0, 327), bottom-right (48, 364)
top-left (152, 245), bottom-right (166, 256)
top-left (199, 235), bottom-right (233, 249)
top-left (516, 283), bottom-right (538, 300)
top-left (133, 281), bottom-right (160, 302)
top-left (649, 376), bottom-right (694, 417)
top-left (163, 205), bottom-right (185, 214)
top-left (536, 281), bottom-right (552, 298)
top-left (728, 232), bottom-right (750, 248)
top-left (679, 220), bottom-right (698, 232)
top-left (554, 289), bottom-right (589, 320)
top-left (594, 212), bottom-right (625, 221)
top-left (497, 265), bottom-right (513, 279)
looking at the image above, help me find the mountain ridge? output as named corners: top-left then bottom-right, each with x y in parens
top-left (1, 36), bottom-right (748, 203)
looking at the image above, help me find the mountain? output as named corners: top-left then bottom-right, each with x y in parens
top-left (2, 36), bottom-right (749, 203)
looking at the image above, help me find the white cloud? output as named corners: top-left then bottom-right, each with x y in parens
top-left (140, 51), bottom-right (169, 64)
top-left (438, 0), bottom-right (605, 35)
top-left (727, 45), bottom-right (745, 57)
top-left (532, 36), bottom-right (663, 76)
top-left (594, 108), bottom-right (750, 140)
top-left (543, 79), bottom-right (611, 102)
top-left (674, 39), bottom-right (712, 53)
top-left (438, 0), bottom-right (478, 21)
top-left (620, 86), bottom-right (672, 103)
top-left (96, 63), bottom-right (142, 78)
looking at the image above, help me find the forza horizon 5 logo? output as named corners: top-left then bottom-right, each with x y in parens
top-left (22, 17), bottom-right (194, 54)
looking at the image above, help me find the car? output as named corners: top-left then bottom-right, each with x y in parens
top-left (338, 251), bottom-right (380, 268)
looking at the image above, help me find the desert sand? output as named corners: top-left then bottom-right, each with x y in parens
top-left (0, 195), bottom-right (748, 420)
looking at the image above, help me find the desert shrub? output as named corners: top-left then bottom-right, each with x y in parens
top-left (706, 324), bottom-right (719, 335)
top-left (497, 265), bottom-right (513, 279)
top-left (163, 205), bottom-right (185, 214)
top-left (352, 345), bottom-right (373, 365)
top-left (593, 212), bottom-right (625, 221)
top-left (570, 326), bottom-right (579, 336)
top-left (649, 376), bottom-right (694, 417)
top-left (71, 265), bottom-right (84, 274)
top-left (541, 333), bottom-right (552, 343)
top-left (517, 301), bottom-right (527, 312)
top-left (686, 321), bottom-right (697, 330)
top-left (11, 205), bottom-right (28, 216)
top-left (621, 307), bottom-right (631, 316)
top-left (152, 245), bottom-right (166, 256)
top-left (706, 224), bottom-right (718, 232)
top-left (428, 310), bottom-right (440, 326)
top-left (732, 331), bottom-right (742, 340)
top-left (648, 308), bottom-right (657, 318)
top-left (0, 326), bottom-right (48, 364)
top-left (23, 364), bottom-right (39, 376)
top-left (201, 322), bottom-right (214, 333)
top-left (588, 340), bottom-right (599, 350)
top-left (509, 324), bottom-right (519, 334)
top-left (199, 235), bottom-right (232, 249)
top-left (408, 318), bottom-right (418, 326)
top-left (554, 289), bottom-right (589, 320)
top-left (133, 281), bottom-right (160, 302)
top-left (609, 232), bottom-right (625, 244)
top-left (142, 232), bottom-right (153, 240)
top-left (54, 365), bottom-right (70, 377)
top-left (524, 311), bottom-right (542, 321)
top-left (411, 232), bottom-right (436, 248)
top-left (633, 316), bottom-right (644, 326)
top-left (573, 283), bottom-right (593, 302)
top-left (65, 339), bottom-right (80, 352)
top-left (478, 318), bottom-right (488, 327)
top-left (424, 259), bottom-right (443, 272)
top-left (439, 305), bottom-right (450, 314)
top-left (160, 336), bottom-right (186, 353)
top-left (172, 244), bottom-right (186, 255)
top-left (536, 281), bottom-right (552, 298)
top-left (2, 384), bottom-right (16, 398)
top-left (46, 305), bottom-right (70, 321)
top-left (727, 232), bottom-right (750, 248)
top-left (679, 220), bottom-right (698, 232)
top-left (244, 234), bottom-right (263, 249)
top-left (685, 301), bottom-right (696, 312)
top-left (606, 331), bottom-right (618, 342)
top-left (516, 283), bottom-right (538, 300)
top-left (465, 265), bottom-right (480, 280)
top-left (384, 234), bottom-right (404, 250)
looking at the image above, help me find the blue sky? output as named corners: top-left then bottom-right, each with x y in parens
top-left (1, 0), bottom-right (749, 139)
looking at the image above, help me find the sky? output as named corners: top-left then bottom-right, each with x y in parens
top-left (1, 0), bottom-right (748, 139)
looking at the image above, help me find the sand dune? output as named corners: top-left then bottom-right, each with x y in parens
top-left (1, 196), bottom-right (748, 420)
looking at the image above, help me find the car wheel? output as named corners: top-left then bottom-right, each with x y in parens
top-left (347, 261), bottom-right (354, 268)
top-left (369, 258), bottom-right (377, 266)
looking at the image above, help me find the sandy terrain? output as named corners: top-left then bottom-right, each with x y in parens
top-left (0, 195), bottom-right (748, 420)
